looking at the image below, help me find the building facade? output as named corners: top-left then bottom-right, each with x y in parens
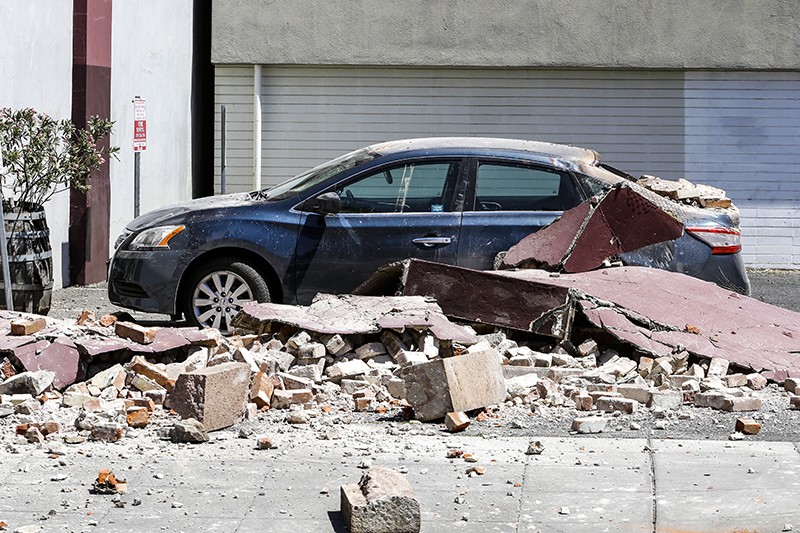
top-left (211, 0), bottom-right (800, 268)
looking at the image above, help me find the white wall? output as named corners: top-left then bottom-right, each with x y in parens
top-left (0, 1), bottom-right (74, 288)
top-left (109, 1), bottom-right (194, 247)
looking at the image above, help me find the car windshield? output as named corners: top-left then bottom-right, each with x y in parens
top-left (253, 148), bottom-right (378, 201)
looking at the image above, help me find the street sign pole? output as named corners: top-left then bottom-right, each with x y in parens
top-left (0, 139), bottom-right (14, 311)
top-left (132, 97), bottom-right (147, 218)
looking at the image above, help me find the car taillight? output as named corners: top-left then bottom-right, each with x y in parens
top-left (685, 227), bottom-right (741, 255)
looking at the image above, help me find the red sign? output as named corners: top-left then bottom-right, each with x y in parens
top-left (133, 98), bottom-right (147, 152)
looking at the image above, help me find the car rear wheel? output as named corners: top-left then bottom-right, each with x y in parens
top-left (182, 258), bottom-right (270, 333)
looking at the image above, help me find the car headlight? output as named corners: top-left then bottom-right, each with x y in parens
top-left (127, 225), bottom-right (186, 250)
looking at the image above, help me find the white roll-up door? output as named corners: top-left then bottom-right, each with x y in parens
top-left (684, 71), bottom-right (800, 268)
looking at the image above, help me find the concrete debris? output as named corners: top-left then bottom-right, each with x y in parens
top-left (169, 418), bottom-right (209, 443)
top-left (341, 466), bottom-right (421, 533)
top-left (384, 259), bottom-right (800, 380)
top-left (170, 362), bottom-right (250, 431)
top-left (502, 183), bottom-right (684, 273)
top-left (637, 175), bottom-right (732, 209)
top-left (400, 348), bottom-right (506, 421)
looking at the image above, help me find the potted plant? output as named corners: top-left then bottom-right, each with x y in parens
top-left (0, 108), bottom-right (119, 314)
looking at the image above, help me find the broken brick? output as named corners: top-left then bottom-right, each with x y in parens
top-left (271, 388), bottom-right (313, 409)
top-left (126, 409), bottom-right (150, 428)
top-left (444, 411), bottom-right (470, 432)
top-left (571, 417), bottom-right (608, 434)
top-left (10, 317), bottom-right (47, 336)
top-left (129, 356), bottom-right (174, 391)
top-left (115, 321), bottom-right (157, 345)
top-left (250, 371), bottom-right (274, 409)
top-left (595, 396), bottom-right (638, 414)
top-left (735, 417), bottom-right (761, 435)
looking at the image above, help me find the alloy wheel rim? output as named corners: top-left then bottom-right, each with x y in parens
top-left (192, 270), bottom-right (253, 332)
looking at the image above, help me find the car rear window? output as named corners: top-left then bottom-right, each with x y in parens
top-left (472, 162), bottom-right (580, 211)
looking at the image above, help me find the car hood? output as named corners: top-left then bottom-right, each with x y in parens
top-left (125, 192), bottom-right (256, 232)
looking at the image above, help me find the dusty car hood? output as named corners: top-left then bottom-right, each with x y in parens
top-left (125, 193), bottom-right (256, 232)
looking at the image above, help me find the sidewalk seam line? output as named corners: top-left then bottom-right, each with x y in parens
top-left (515, 452), bottom-right (528, 533)
top-left (648, 438), bottom-right (657, 533)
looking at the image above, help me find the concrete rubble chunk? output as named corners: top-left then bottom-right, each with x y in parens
top-left (326, 359), bottom-right (371, 382)
top-left (170, 418), bottom-right (209, 443)
top-left (572, 417), bottom-right (608, 434)
top-left (341, 467), bottom-right (421, 533)
top-left (89, 364), bottom-right (126, 391)
top-left (0, 371), bottom-right (55, 396)
top-left (169, 362), bottom-right (250, 431)
top-left (401, 348), bottom-right (506, 422)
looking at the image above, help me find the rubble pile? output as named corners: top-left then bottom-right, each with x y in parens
top-left (637, 175), bottom-right (733, 209)
top-left (0, 291), bottom-right (794, 450)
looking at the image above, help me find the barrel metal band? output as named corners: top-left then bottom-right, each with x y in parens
top-left (7, 250), bottom-right (53, 262)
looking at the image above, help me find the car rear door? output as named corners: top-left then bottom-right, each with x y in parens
top-left (291, 158), bottom-right (466, 304)
top-left (456, 157), bottom-right (584, 270)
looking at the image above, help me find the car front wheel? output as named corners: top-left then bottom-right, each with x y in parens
top-left (182, 258), bottom-right (270, 333)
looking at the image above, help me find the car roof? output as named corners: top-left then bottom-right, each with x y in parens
top-left (367, 137), bottom-right (600, 165)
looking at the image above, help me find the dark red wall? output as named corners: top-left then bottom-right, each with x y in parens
top-left (70, 0), bottom-right (112, 285)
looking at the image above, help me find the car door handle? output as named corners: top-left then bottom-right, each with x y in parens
top-left (412, 236), bottom-right (452, 248)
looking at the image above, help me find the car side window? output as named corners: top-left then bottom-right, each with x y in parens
top-left (337, 161), bottom-right (460, 214)
top-left (472, 162), bottom-right (581, 211)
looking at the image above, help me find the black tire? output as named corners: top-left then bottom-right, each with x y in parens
top-left (181, 257), bottom-right (271, 332)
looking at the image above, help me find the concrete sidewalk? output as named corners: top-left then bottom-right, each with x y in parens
top-left (1, 425), bottom-right (798, 533)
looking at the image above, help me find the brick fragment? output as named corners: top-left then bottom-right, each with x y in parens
top-left (721, 397), bottom-right (762, 412)
top-left (126, 409), bottom-right (150, 428)
top-left (115, 321), bottom-right (157, 344)
top-left (271, 388), bottom-right (313, 409)
top-left (573, 392), bottom-right (593, 411)
top-left (707, 358), bottom-right (730, 378)
top-left (722, 374), bottom-right (747, 388)
top-left (10, 317), bottom-right (46, 336)
top-left (99, 314), bottom-right (118, 327)
top-left (648, 390), bottom-right (683, 410)
top-left (735, 417), bottom-right (761, 435)
top-left (444, 412), bottom-right (470, 432)
top-left (576, 339), bottom-right (598, 358)
top-left (129, 356), bottom-right (174, 391)
top-left (250, 371), bottom-right (274, 409)
top-left (595, 396), bottom-right (638, 414)
top-left (746, 373), bottom-right (767, 391)
top-left (256, 436), bottom-right (274, 449)
top-left (784, 378), bottom-right (800, 395)
top-left (571, 417), bottom-right (608, 434)
top-left (616, 384), bottom-right (653, 405)
top-left (790, 396), bottom-right (800, 410)
top-left (354, 396), bottom-right (374, 412)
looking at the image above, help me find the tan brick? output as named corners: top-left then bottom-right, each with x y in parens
top-left (735, 417), bottom-right (761, 435)
top-left (595, 396), bottom-right (638, 414)
top-left (721, 397), bottom-right (762, 412)
top-left (722, 374), bottom-right (747, 388)
top-left (130, 356), bottom-right (174, 391)
top-left (250, 372), bottom-right (274, 409)
top-left (746, 373), bottom-right (767, 391)
top-left (444, 411), bottom-right (470, 432)
top-left (573, 393), bottom-right (593, 411)
top-left (10, 317), bottom-right (47, 336)
top-left (126, 409), bottom-right (150, 428)
top-left (271, 388), bottom-right (313, 409)
top-left (115, 321), bottom-right (157, 345)
top-left (354, 397), bottom-right (373, 411)
top-left (790, 396), bottom-right (800, 410)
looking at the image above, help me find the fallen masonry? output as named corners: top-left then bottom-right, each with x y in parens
top-left (0, 267), bottom-right (796, 472)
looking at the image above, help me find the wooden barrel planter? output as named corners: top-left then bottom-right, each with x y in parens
top-left (1, 201), bottom-right (53, 314)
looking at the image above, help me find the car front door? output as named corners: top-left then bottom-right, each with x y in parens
top-left (292, 158), bottom-right (466, 304)
top-left (456, 158), bottom-right (584, 270)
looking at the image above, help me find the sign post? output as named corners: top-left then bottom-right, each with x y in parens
top-left (0, 139), bottom-right (13, 311)
top-left (132, 97), bottom-right (147, 218)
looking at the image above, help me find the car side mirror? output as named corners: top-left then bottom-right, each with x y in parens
top-left (310, 191), bottom-right (341, 215)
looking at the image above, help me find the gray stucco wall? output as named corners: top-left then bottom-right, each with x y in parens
top-left (212, 0), bottom-right (800, 69)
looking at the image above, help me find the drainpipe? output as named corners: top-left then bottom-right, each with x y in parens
top-left (253, 65), bottom-right (262, 191)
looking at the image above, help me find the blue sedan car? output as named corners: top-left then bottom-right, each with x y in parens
top-left (109, 138), bottom-right (749, 331)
